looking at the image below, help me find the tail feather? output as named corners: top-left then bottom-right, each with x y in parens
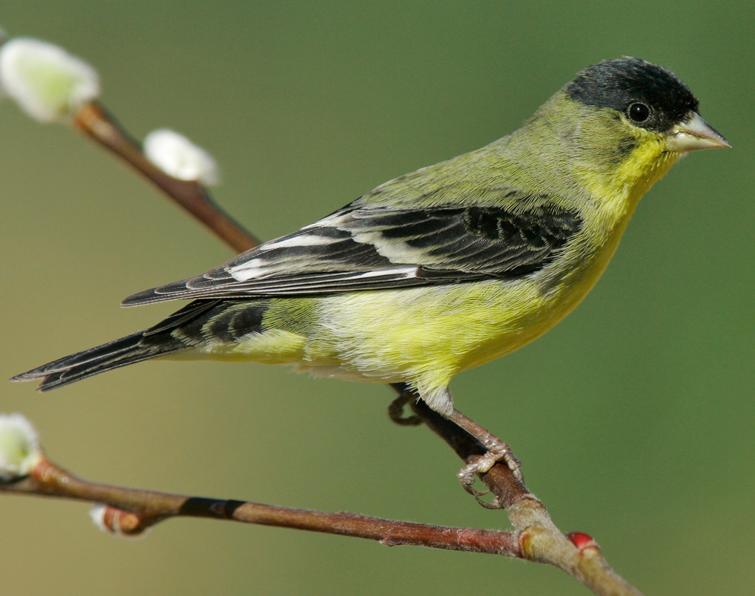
top-left (11, 331), bottom-right (183, 392)
top-left (13, 333), bottom-right (144, 377)
top-left (10, 299), bottom-right (263, 392)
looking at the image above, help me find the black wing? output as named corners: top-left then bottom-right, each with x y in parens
top-left (123, 204), bottom-right (582, 306)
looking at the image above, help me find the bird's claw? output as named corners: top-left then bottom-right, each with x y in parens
top-left (457, 446), bottom-right (522, 508)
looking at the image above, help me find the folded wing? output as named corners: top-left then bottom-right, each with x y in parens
top-left (123, 202), bottom-right (582, 306)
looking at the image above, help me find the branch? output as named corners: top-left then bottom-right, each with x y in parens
top-left (2, 454), bottom-right (522, 555)
top-left (5, 92), bottom-right (641, 595)
top-left (73, 101), bottom-right (259, 252)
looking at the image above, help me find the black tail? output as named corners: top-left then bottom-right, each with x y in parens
top-left (10, 300), bottom-right (225, 392)
top-left (10, 300), bottom-right (271, 392)
top-left (10, 331), bottom-right (184, 391)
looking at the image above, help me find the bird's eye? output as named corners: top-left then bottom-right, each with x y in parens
top-left (627, 102), bottom-right (651, 123)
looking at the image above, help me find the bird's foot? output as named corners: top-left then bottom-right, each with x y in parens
top-left (457, 445), bottom-right (521, 508)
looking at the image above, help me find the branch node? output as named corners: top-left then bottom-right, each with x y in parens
top-left (29, 456), bottom-right (55, 483)
top-left (90, 504), bottom-right (153, 537)
top-left (568, 531), bottom-right (598, 551)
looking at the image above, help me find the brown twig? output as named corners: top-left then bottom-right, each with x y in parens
top-left (73, 101), bottom-right (259, 252)
top-left (5, 99), bottom-right (642, 595)
top-left (2, 456), bottom-right (521, 555)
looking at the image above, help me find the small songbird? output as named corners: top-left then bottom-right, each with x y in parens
top-left (13, 57), bottom-right (728, 481)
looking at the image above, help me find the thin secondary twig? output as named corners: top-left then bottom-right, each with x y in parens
top-left (73, 101), bottom-right (259, 252)
top-left (4, 99), bottom-right (642, 595)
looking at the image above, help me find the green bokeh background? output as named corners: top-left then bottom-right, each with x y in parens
top-left (2, 2), bottom-right (752, 595)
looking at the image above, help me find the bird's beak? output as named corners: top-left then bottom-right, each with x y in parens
top-left (666, 112), bottom-right (731, 152)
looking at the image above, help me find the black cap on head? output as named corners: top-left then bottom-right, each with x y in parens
top-left (566, 57), bottom-right (698, 132)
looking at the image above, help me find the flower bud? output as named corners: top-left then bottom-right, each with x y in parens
top-left (144, 128), bottom-right (220, 185)
top-left (0, 37), bottom-right (100, 122)
top-left (90, 504), bottom-right (148, 538)
top-left (0, 413), bottom-right (42, 481)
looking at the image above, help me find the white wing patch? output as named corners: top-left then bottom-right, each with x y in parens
top-left (349, 229), bottom-right (430, 263)
top-left (229, 232), bottom-right (345, 282)
top-left (347, 267), bottom-right (417, 280)
top-left (229, 258), bottom-right (268, 281)
top-left (263, 234), bottom-right (340, 250)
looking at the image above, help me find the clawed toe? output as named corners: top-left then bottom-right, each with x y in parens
top-left (457, 456), bottom-right (499, 508)
top-left (456, 446), bottom-right (523, 507)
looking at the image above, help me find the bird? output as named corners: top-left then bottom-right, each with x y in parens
top-left (12, 57), bottom-right (729, 483)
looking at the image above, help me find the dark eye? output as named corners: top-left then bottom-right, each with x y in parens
top-left (627, 102), bottom-right (651, 123)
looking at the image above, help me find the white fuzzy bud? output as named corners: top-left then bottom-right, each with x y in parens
top-left (0, 414), bottom-right (42, 481)
top-left (89, 504), bottom-right (148, 538)
top-left (0, 37), bottom-right (100, 122)
top-left (144, 128), bottom-right (220, 185)
top-left (89, 504), bottom-right (109, 532)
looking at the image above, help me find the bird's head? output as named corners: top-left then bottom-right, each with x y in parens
top-left (566, 57), bottom-right (728, 152)
top-left (528, 57), bottom-right (729, 204)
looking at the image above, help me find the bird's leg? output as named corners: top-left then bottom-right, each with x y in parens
top-left (447, 408), bottom-right (522, 508)
top-left (390, 384), bottom-right (522, 508)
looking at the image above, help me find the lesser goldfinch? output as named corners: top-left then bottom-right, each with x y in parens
top-left (13, 58), bottom-right (728, 479)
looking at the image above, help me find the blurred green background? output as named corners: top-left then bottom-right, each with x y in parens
top-left (2, 1), bottom-right (752, 594)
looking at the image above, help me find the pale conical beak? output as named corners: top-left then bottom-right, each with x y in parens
top-left (666, 112), bottom-right (731, 152)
